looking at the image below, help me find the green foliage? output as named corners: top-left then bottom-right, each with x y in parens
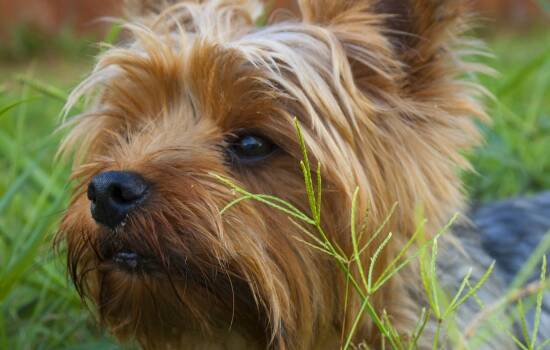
top-left (465, 32), bottom-right (550, 201)
top-left (0, 74), bottom-right (116, 348)
top-left (0, 25), bottom-right (97, 61)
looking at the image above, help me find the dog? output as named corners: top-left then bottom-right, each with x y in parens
top-left (57, 0), bottom-right (550, 349)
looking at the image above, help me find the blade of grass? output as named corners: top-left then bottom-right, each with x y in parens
top-left (0, 97), bottom-right (39, 117)
top-left (529, 255), bottom-right (546, 350)
top-left (343, 298), bottom-right (370, 350)
top-left (16, 76), bottom-right (70, 103)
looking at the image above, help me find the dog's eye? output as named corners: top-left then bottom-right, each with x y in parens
top-left (227, 134), bottom-right (277, 163)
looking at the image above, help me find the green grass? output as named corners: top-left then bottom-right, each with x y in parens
top-left (464, 31), bottom-right (550, 201)
top-left (0, 26), bottom-right (98, 62)
top-left (0, 30), bottom-right (549, 349)
top-left (0, 57), bottom-right (118, 348)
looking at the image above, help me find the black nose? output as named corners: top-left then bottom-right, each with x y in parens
top-left (87, 171), bottom-right (148, 229)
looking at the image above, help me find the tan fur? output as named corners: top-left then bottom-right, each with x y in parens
top-left (57, 0), bottom-right (488, 349)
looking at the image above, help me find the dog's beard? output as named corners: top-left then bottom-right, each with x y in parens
top-left (60, 192), bottom-right (274, 348)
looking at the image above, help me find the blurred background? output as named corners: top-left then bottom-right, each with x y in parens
top-left (0, 1), bottom-right (549, 349)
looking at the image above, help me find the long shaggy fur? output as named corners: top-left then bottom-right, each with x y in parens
top-left (57, 1), bottom-right (516, 349)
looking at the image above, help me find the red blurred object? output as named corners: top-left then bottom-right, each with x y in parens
top-left (0, 0), bottom-right (122, 38)
top-left (476, 0), bottom-right (546, 26)
top-left (270, 0), bottom-right (547, 26)
top-left (0, 0), bottom-right (546, 39)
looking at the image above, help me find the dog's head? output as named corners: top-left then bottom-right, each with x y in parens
top-left (58, 0), bottom-right (485, 348)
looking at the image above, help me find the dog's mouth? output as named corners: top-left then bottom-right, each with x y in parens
top-left (111, 250), bottom-right (141, 271)
top-left (100, 239), bottom-right (157, 273)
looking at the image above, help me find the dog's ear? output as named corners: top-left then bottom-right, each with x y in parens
top-left (298, 0), bottom-right (473, 94)
top-left (297, 0), bottom-right (484, 232)
top-left (372, 0), bottom-right (472, 79)
top-left (299, 0), bottom-right (470, 50)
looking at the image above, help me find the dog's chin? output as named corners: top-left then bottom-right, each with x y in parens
top-left (61, 215), bottom-right (272, 348)
top-left (87, 253), bottom-right (210, 343)
top-left (70, 233), bottom-right (269, 348)
top-left (90, 257), bottom-right (269, 349)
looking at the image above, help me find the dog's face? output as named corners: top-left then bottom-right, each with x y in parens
top-left (59, 1), bottom-right (485, 348)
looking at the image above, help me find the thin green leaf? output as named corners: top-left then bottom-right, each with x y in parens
top-left (16, 76), bottom-right (68, 103)
top-left (367, 232), bottom-right (392, 293)
top-left (530, 255), bottom-right (546, 349)
top-left (220, 195), bottom-right (253, 214)
top-left (343, 298), bottom-right (371, 350)
top-left (0, 97), bottom-right (39, 117)
top-left (454, 262), bottom-right (495, 312)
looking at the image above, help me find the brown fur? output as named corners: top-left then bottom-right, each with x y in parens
top-left (57, 0), bottom-right (490, 349)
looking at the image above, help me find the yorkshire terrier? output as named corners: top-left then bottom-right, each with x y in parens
top-left (57, 0), bottom-right (550, 349)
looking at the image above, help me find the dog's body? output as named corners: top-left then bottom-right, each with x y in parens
top-left (58, 0), bottom-right (549, 349)
top-left (471, 192), bottom-right (550, 346)
top-left (443, 193), bottom-right (550, 349)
